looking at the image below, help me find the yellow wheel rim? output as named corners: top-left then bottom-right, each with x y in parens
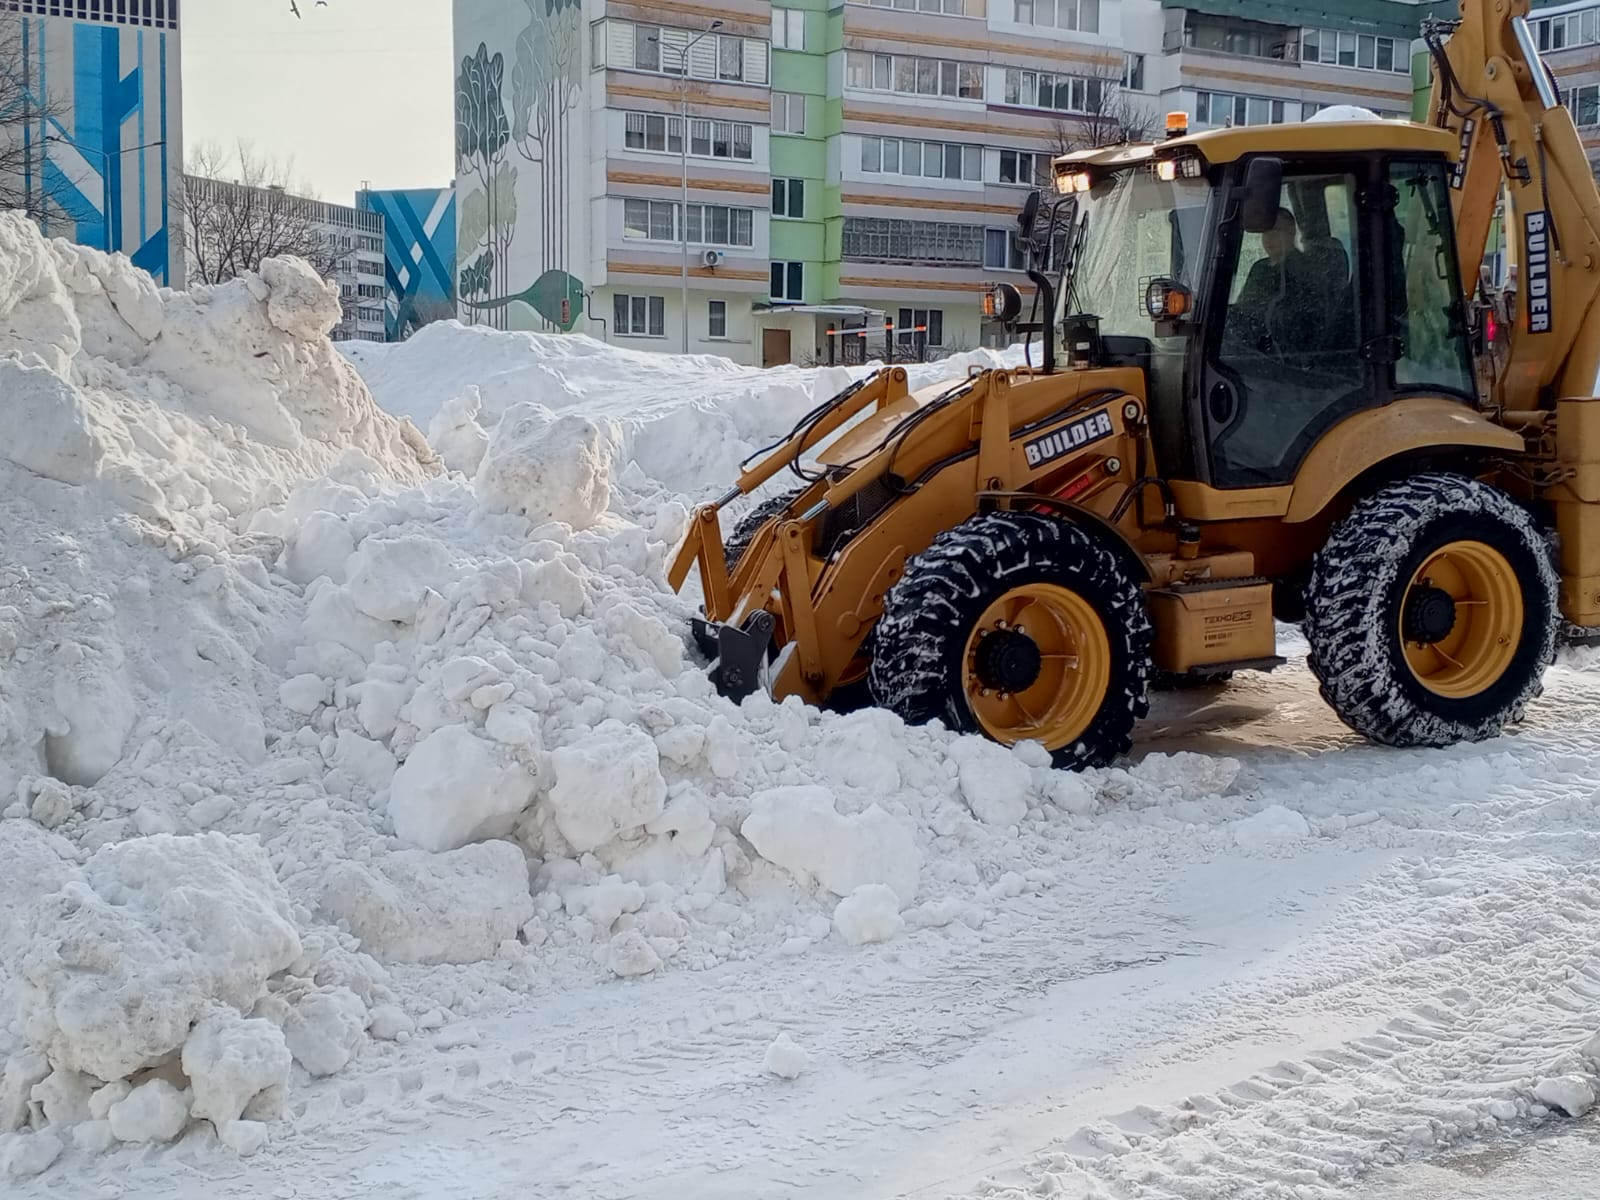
top-left (1399, 540), bottom-right (1523, 699)
top-left (961, 583), bottom-right (1112, 750)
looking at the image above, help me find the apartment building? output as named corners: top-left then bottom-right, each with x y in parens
top-left (452, 0), bottom-right (1449, 366)
top-left (2, 0), bottom-right (185, 285)
top-left (1529, 0), bottom-right (1600, 172)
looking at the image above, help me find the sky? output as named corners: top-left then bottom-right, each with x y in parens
top-left (182, 0), bottom-right (455, 202)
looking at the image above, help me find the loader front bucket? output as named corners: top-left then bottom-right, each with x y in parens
top-left (692, 610), bottom-right (777, 701)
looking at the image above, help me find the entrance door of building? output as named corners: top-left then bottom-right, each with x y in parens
top-left (762, 328), bottom-right (792, 368)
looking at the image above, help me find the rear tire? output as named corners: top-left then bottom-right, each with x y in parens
top-left (1304, 473), bottom-right (1557, 748)
top-left (869, 512), bottom-right (1152, 770)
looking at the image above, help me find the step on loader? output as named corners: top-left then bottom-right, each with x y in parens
top-left (670, 0), bottom-right (1600, 769)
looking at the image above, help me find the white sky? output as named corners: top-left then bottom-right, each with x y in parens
top-left (182, 0), bottom-right (455, 202)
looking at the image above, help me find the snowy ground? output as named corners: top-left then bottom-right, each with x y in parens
top-left (2, 223), bottom-right (1599, 1199)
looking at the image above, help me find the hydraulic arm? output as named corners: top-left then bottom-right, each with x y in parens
top-left (1429, 0), bottom-right (1600, 407)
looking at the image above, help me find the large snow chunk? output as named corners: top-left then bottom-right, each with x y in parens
top-left (106, 1078), bottom-right (190, 1144)
top-left (1, 1131), bottom-right (63, 1177)
top-left (833, 885), bottom-right (905, 946)
top-left (1534, 1075), bottom-right (1595, 1118)
top-left (388, 725), bottom-right (537, 852)
top-left (427, 386), bottom-right (491, 475)
top-left (547, 721), bottom-right (667, 853)
top-left (319, 841), bottom-right (534, 965)
top-left (0, 358), bottom-right (103, 485)
top-left (606, 929), bottom-right (662, 978)
top-left (950, 738), bottom-right (1031, 827)
top-left (259, 256), bottom-right (342, 340)
top-left (345, 534), bottom-right (454, 623)
top-left (742, 786), bottom-right (921, 906)
top-left (282, 987), bottom-right (367, 1077)
top-left (180, 1010), bottom-right (291, 1127)
top-left (474, 402), bottom-right (614, 529)
top-left (13, 833), bottom-right (301, 1082)
top-left (1232, 805), bottom-right (1311, 849)
top-left (763, 1033), bottom-right (811, 1080)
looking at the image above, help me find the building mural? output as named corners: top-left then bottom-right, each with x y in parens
top-left (14, 10), bottom-right (183, 285)
top-left (357, 186), bottom-right (458, 341)
top-left (454, 0), bottom-right (584, 332)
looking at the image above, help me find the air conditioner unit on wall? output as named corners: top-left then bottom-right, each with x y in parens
top-left (702, 249), bottom-right (724, 268)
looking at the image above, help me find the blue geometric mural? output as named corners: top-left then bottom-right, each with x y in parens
top-left (17, 15), bottom-right (180, 285)
top-left (357, 187), bottom-right (457, 341)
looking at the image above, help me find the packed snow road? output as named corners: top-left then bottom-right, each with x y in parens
top-left (1, 225), bottom-right (1598, 1200)
top-left (21, 640), bottom-right (1600, 1200)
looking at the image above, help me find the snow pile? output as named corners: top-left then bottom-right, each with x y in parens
top-left (0, 212), bottom-right (435, 797)
top-left (0, 250), bottom-right (1277, 1183)
top-left (342, 321), bottom-right (1024, 499)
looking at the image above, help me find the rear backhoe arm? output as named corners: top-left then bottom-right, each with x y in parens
top-left (1431, 0), bottom-right (1600, 407)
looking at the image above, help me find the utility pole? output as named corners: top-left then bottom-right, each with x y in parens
top-left (677, 20), bottom-right (722, 355)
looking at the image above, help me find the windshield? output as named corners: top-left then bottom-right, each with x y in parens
top-left (1065, 167), bottom-right (1213, 337)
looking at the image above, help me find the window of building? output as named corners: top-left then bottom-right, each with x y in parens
top-left (1195, 91), bottom-right (1294, 127)
top-left (708, 299), bottom-right (728, 338)
top-left (1012, 0), bottom-right (1099, 33)
top-left (842, 217), bottom-right (985, 265)
top-left (897, 307), bottom-right (944, 347)
top-left (686, 118), bottom-right (754, 160)
top-left (772, 91), bottom-right (808, 134)
top-left (860, 136), bottom-right (982, 182)
top-left (1535, 10), bottom-right (1600, 52)
top-left (996, 149), bottom-right (1039, 186)
top-left (1002, 68), bottom-right (1105, 114)
top-left (1122, 52), bottom-right (1145, 92)
top-left (772, 178), bottom-right (805, 218)
top-left (684, 204), bottom-right (755, 247)
top-left (844, 51), bottom-right (983, 100)
top-left (984, 228), bottom-right (1025, 271)
top-left (1571, 83), bottom-right (1600, 127)
top-left (623, 112), bottom-right (685, 154)
top-left (861, 0), bottom-right (972, 13)
top-left (623, 198), bottom-right (678, 241)
top-left (595, 20), bottom-right (769, 85)
top-left (615, 294), bottom-right (667, 337)
top-left (771, 262), bottom-right (804, 301)
top-left (772, 8), bottom-right (805, 50)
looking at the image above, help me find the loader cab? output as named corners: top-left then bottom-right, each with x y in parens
top-left (1047, 123), bottom-right (1476, 494)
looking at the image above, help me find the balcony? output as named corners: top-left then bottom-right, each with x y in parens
top-left (1163, 13), bottom-right (1301, 64)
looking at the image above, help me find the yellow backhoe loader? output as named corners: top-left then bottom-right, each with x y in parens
top-left (669, 0), bottom-right (1600, 769)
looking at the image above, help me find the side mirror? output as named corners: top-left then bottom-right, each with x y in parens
top-left (1019, 190), bottom-right (1042, 241)
top-left (1241, 157), bottom-right (1283, 233)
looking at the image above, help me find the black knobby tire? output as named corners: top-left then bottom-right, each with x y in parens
top-left (868, 512), bottom-right (1153, 770)
top-left (723, 486), bottom-right (805, 568)
top-left (1303, 473), bottom-right (1558, 748)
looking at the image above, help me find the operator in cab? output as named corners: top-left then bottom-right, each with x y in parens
top-left (1227, 206), bottom-right (1318, 356)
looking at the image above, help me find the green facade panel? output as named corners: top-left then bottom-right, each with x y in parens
top-left (771, 220), bottom-right (827, 263)
top-left (771, 136), bottom-right (827, 179)
top-left (772, 51), bottom-right (827, 96)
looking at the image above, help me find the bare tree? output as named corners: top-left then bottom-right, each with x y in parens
top-left (181, 141), bottom-right (364, 333)
top-left (0, 12), bottom-right (80, 224)
top-left (1050, 58), bottom-right (1159, 158)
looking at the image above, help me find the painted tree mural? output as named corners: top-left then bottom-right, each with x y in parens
top-left (456, 0), bottom-right (586, 333)
top-left (455, 41), bottom-right (515, 329)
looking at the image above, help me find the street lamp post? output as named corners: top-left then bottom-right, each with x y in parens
top-left (676, 20), bottom-right (722, 355)
top-left (45, 135), bottom-right (166, 255)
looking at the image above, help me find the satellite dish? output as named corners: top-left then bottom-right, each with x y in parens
top-left (1307, 104), bottom-right (1384, 123)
